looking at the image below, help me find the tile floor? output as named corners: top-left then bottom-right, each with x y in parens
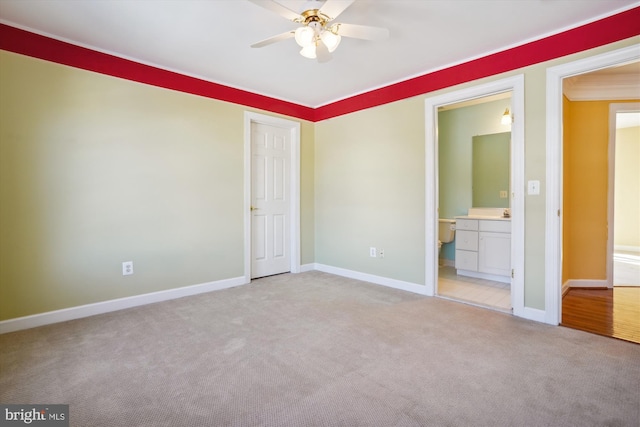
top-left (437, 265), bottom-right (511, 313)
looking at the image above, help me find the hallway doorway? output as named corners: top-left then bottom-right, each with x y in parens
top-left (545, 45), bottom-right (639, 326)
top-left (612, 110), bottom-right (640, 287)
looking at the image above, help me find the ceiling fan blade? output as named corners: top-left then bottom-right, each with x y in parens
top-left (334, 23), bottom-right (389, 41)
top-left (247, 0), bottom-right (301, 21)
top-left (316, 41), bottom-right (332, 63)
top-left (250, 31), bottom-right (295, 48)
top-left (318, 0), bottom-right (355, 20)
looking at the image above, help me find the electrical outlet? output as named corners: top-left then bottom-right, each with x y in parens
top-left (500, 190), bottom-right (508, 198)
top-left (122, 261), bottom-right (133, 276)
top-left (379, 249), bottom-right (385, 258)
top-left (369, 247), bottom-right (377, 258)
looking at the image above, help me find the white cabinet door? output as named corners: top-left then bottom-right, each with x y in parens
top-left (478, 231), bottom-right (511, 276)
top-left (455, 250), bottom-right (478, 271)
top-left (456, 230), bottom-right (478, 251)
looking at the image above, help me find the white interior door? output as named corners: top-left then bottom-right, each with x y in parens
top-left (251, 122), bottom-right (291, 278)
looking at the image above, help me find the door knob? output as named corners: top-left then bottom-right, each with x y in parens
top-left (250, 206), bottom-right (259, 211)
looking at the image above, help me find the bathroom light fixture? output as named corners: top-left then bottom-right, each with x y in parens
top-left (501, 108), bottom-right (512, 125)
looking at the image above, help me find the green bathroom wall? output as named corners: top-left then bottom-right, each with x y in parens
top-left (472, 132), bottom-right (510, 208)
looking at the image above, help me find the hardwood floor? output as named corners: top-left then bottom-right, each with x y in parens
top-left (561, 287), bottom-right (640, 344)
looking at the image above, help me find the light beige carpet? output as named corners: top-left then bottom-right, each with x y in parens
top-left (1, 271), bottom-right (639, 426)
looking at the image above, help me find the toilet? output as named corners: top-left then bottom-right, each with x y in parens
top-left (438, 219), bottom-right (456, 253)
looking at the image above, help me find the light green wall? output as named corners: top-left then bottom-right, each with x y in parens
top-left (1, 36), bottom-right (638, 321)
top-left (300, 120), bottom-right (316, 263)
top-left (314, 37), bottom-right (639, 310)
top-left (315, 99), bottom-right (426, 284)
top-left (0, 51), bottom-right (315, 320)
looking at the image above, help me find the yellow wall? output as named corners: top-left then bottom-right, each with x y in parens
top-left (615, 125), bottom-right (640, 248)
top-left (563, 99), bottom-right (639, 282)
top-left (0, 51), bottom-right (315, 320)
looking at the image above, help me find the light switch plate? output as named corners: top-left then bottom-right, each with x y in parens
top-left (527, 180), bottom-right (540, 195)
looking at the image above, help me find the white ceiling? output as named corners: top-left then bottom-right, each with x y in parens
top-left (0, 0), bottom-right (638, 107)
top-left (617, 112), bottom-right (640, 128)
top-left (564, 62), bottom-right (640, 101)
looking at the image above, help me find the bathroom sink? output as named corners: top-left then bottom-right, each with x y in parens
top-left (464, 207), bottom-right (510, 219)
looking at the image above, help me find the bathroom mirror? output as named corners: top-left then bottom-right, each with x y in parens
top-left (472, 132), bottom-right (510, 208)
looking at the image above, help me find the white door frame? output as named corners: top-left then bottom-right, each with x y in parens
top-left (545, 44), bottom-right (640, 325)
top-left (425, 75), bottom-right (526, 318)
top-left (608, 102), bottom-right (640, 287)
top-left (244, 111), bottom-right (301, 283)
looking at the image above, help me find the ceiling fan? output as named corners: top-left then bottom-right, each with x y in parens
top-left (248, 0), bottom-right (389, 63)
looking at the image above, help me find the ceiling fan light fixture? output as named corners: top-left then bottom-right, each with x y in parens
top-left (249, 1), bottom-right (389, 63)
top-left (320, 30), bottom-right (341, 53)
top-left (300, 44), bottom-right (317, 59)
top-left (294, 26), bottom-right (315, 47)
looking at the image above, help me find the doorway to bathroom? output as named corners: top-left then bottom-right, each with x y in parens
top-left (437, 95), bottom-right (512, 312)
top-left (425, 75), bottom-right (525, 318)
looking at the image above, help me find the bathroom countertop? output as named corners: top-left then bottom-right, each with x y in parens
top-left (454, 215), bottom-right (511, 221)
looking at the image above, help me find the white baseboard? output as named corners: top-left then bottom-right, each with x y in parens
top-left (313, 264), bottom-right (427, 295)
top-left (0, 276), bottom-right (247, 334)
top-left (439, 258), bottom-right (455, 267)
top-left (562, 281), bottom-right (571, 296)
top-left (614, 245), bottom-right (640, 253)
top-left (521, 306), bottom-right (548, 324)
top-left (299, 263), bottom-right (316, 273)
top-left (566, 279), bottom-right (609, 288)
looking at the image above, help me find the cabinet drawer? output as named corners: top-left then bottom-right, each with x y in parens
top-left (479, 220), bottom-right (511, 233)
top-left (455, 250), bottom-right (478, 271)
top-left (456, 230), bottom-right (478, 251)
top-left (455, 219), bottom-right (478, 231)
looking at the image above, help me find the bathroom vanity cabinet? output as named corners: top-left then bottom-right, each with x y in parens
top-left (454, 217), bottom-right (511, 283)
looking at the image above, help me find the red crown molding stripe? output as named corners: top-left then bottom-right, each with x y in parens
top-left (314, 6), bottom-right (640, 121)
top-left (0, 23), bottom-right (315, 122)
top-left (1, 6), bottom-right (639, 123)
